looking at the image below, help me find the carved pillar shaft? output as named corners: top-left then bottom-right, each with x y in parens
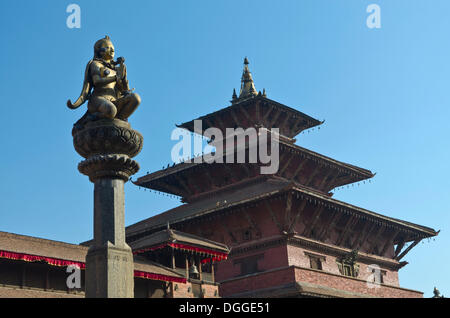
top-left (74, 119), bottom-right (143, 298)
top-left (93, 178), bottom-right (126, 247)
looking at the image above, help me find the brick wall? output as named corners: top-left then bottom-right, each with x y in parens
top-left (215, 244), bottom-right (288, 282)
top-left (286, 245), bottom-right (400, 286)
top-left (219, 266), bottom-right (421, 298)
top-left (0, 286), bottom-right (84, 298)
top-left (172, 281), bottom-right (219, 298)
top-left (293, 266), bottom-right (420, 298)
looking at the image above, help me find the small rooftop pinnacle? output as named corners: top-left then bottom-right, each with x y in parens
top-left (232, 57), bottom-right (261, 103)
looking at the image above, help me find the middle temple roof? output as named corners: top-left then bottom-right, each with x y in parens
top-left (133, 139), bottom-right (374, 201)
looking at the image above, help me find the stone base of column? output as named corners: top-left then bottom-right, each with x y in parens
top-left (85, 242), bottom-right (134, 298)
top-left (73, 119), bottom-right (143, 298)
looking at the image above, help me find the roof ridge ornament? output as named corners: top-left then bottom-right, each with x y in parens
top-left (231, 88), bottom-right (238, 103)
top-left (233, 57), bottom-right (258, 102)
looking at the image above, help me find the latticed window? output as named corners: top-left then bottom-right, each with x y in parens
top-left (369, 266), bottom-right (386, 284)
top-left (336, 261), bottom-right (359, 277)
top-left (336, 250), bottom-right (359, 278)
top-left (305, 252), bottom-right (325, 270)
top-left (234, 254), bottom-right (264, 276)
top-left (242, 229), bottom-right (252, 241)
top-left (309, 256), bottom-right (322, 270)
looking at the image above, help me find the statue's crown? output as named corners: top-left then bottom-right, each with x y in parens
top-left (94, 35), bottom-right (112, 57)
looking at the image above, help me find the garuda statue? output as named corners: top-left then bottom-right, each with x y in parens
top-left (67, 36), bottom-right (141, 131)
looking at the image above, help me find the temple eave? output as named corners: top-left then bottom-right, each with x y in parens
top-left (126, 179), bottom-right (437, 244)
top-left (176, 95), bottom-right (323, 139)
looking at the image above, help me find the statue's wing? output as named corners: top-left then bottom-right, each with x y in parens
top-left (67, 60), bottom-right (93, 109)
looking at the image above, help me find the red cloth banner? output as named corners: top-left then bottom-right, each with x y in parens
top-left (0, 249), bottom-right (187, 283)
top-left (168, 243), bottom-right (228, 262)
top-left (134, 270), bottom-right (186, 284)
top-left (133, 242), bottom-right (228, 263)
top-left (0, 250), bottom-right (85, 269)
top-left (133, 244), bottom-right (167, 255)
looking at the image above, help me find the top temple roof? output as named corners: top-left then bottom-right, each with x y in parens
top-left (177, 95), bottom-right (323, 140)
top-left (177, 58), bottom-right (323, 140)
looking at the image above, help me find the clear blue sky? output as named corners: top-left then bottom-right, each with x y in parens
top-left (0, 0), bottom-right (448, 297)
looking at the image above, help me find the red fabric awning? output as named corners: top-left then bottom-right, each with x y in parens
top-left (134, 270), bottom-right (186, 284)
top-left (133, 242), bottom-right (228, 263)
top-left (0, 250), bottom-right (86, 269)
top-left (0, 250), bottom-right (186, 284)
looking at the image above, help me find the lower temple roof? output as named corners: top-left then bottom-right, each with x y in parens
top-left (0, 231), bottom-right (185, 283)
top-left (130, 228), bottom-right (229, 260)
top-left (126, 177), bottom-right (438, 243)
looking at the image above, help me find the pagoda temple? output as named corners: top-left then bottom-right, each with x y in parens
top-left (130, 58), bottom-right (439, 298)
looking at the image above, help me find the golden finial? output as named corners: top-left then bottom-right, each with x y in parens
top-left (239, 57), bottom-right (257, 99)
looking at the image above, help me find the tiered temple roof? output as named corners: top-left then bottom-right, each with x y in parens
top-left (134, 140), bottom-right (374, 201)
top-left (131, 58), bottom-right (438, 270)
top-left (177, 95), bottom-right (323, 141)
top-left (136, 59), bottom-right (375, 201)
top-left (128, 177), bottom-right (436, 251)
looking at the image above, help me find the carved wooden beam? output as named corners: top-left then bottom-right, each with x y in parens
top-left (394, 240), bottom-right (406, 258)
top-left (222, 163), bottom-right (237, 184)
top-left (154, 179), bottom-right (184, 197)
top-left (351, 220), bottom-right (373, 249)
top-left (203, 167), bottom-right (217, 190)
top-left (262, 105), bottom-right (273, 122)
top-left (268, 108), bottom-right (282, 128)
top-left (330, 173), bottom-right (351, 190)
top-left (218, 216), bottom-right (238, 244)
top-left (303, 205), bottom-right (325, 238)
top-left (197, 226), bottom-right (207, 239)
top-left (369, 225), bottom-right (386, 255)
top-left (279, 112), bottom-right (291, 136)
top-left (395, 239), bottom-right (421, 261)
top-left (264, 200), bottom-right (283, 233)
top-left (203, 118), bottom-right (216, 134)
top-left (325, 173), bottom-right (342, 192)
top-left (288, 200), bottom-right (307, 234)
top-left (187, 172), bottom-right (203, 195)
top-left (229, 108), bottom-right (242, 128)
top-left (256, 100), bottom-right (261, 123)
top-left (291, 158), bottom-right (308, 180)
top-left (284, 192), bottom-right (293, 231)
top-left (239, 104), bottom-right (252, 124)
top-left (337, 216), bottom-right (359, 246)
top-left (305, 164), bottom-right (321, 186)
top-left (380, 228), bottom-right (400, 256)
top-left (215, 113), bottom-right (229, 135)
top-left (291, 119), bottom-right (306, 135)
top-left (317, 170), bottom-right (334, 191)
top-left (243, 210), bottom-right (262, 237)
top-left (173, 174), bottom-right (193, 197)
top-left (318, 208), bottom-right (340, 241)
top-left (240, 162), bottom-right (253, 178)
top-left (289, 117), bottom-right (303, 137)
top-left (279, 152), bottom-right (295, 176)
top-left (335, 215), bottom-right (355, 246)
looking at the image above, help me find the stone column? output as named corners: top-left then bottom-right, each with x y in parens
top-left (73, 119), bottom-right (143, 298)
